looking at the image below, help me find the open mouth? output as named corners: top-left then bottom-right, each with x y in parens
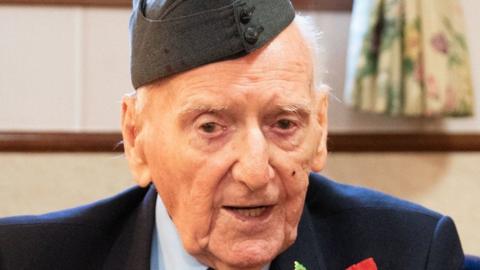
top-left (223, 205), bottom-right (273, 218)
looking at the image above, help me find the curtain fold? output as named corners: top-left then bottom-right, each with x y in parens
top-left (345, 0), bottom-right (474, 117)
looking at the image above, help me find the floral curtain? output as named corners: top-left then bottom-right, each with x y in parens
top-left (344, 0), bottom-right (474, 117)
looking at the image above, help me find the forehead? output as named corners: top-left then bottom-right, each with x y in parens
top-left (147, 22), bottom-right (314, 109)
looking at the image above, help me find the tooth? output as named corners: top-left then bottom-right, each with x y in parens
top-left (234, 207), bottom-right (266, 217)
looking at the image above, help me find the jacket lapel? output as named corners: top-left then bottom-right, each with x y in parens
top-left (270, 207), bottom-right (327, 270)
top-left (104, 185), bottom-right (157, 270)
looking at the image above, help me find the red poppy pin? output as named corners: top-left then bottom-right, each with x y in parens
top-left (346, 258), bottom-right (378, 270)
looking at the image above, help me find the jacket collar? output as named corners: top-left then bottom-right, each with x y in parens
top-left (103, 185), bottom-right (157, 270)
top-left (270, 206), bottom-right (327, 270)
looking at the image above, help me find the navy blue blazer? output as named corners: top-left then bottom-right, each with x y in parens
top-left (0, 174), bottom-right (464, 270)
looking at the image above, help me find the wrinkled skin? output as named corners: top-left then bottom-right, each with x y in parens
top-left (121, 22), bottom-right (328, 270)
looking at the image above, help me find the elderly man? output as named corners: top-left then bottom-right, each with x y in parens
top-left (0, 0), bottom-right (464, 269)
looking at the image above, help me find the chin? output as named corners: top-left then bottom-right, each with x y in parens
top-left (214, 254), bottom-right (272, 270)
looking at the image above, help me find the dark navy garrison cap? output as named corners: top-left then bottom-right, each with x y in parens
top-left (129, 0), bottom-right (296, 89)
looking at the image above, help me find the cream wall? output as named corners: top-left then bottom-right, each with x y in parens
top-left (0, 6), bottom-right (131, 131)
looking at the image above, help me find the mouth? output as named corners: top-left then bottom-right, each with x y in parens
top-left (222, 205), bottom-right (274, 220)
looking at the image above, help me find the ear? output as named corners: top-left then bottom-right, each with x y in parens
top-left (121, 93), bottom-right (152, 187)
top-left (311, 90), bottom-right (329, 172)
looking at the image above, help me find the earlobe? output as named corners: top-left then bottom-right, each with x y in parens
top-left (121, 94), bottom-right (152, 187)
top-left (134, 168), bottom-right (152, 187)
top-left (311, 134), bottom-right (327, 172)
top-left (311, 91), bottom-right (329, 172)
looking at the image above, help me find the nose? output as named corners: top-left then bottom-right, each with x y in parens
top-left (231, 125), bottom-right (275, 191)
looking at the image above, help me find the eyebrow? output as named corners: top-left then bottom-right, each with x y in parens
top-left (177, 100), bottom-right (229, 119)
top-left (265, 99), bottom-right (313, 122)
top-left (274, 103), bottom-right (312, 116)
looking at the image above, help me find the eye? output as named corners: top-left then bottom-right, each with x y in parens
top-left (271, 118), bottom-right (298, 135)
top-left (200, 122), bottom-right (217, 133)
top-left (198, 122), bottom-right (225, 137)
top-left (276, 119), bottom-right (295, 130)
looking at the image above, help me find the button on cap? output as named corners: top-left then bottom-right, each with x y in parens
top-left (244, 25), bottom-right (264, 44)
top-left (240, 6), bottom-right (255, 24)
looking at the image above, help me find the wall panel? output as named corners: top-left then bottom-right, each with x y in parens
top-left (82, 8), bottom-right (131, 131)
top-left (0, 6), bottom-right (80, 130)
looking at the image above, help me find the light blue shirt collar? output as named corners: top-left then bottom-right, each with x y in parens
top-left (150, 195), bottom-right (271, 270)
top-left (150, 195), bottom-right (207, 270)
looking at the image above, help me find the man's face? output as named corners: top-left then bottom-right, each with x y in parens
top-left (123, 23), bottom-right (327, 269)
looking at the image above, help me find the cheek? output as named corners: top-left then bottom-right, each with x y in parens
top-left (283, 169), bottom-right (309, 223)
top-left (157, 149), bottom-right (236, 254)
top-left (269, 143), bottom-right (312, 226)
top-left (271, 142), bottom-right (311, 194)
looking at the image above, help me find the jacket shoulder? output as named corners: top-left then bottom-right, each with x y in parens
top-left (305, 174), bottom-right (463, 270)
top-left (0, 185), bottom-right (148, 228)
top-left (0, 185), bottom-right (150, 270)
top-left (306, 173), bottom-right (441, 219)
